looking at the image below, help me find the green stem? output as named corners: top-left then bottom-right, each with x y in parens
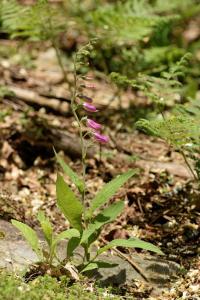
top-left (71, 56), bottom-right (91, 264)
top-left (160, 111), bottom-right (198, 181)
top-left (99, 143), bottom-right (102, 163)
top-left (71, 55), bottom-right (87, 222)
top-left (180, 150), bottom-right (198, 181)
top-left (81, 250), bottom-right (98, 271)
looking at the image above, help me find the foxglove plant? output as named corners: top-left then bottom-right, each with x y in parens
top-left (55, 43), bottom-right (163, 272)
top-left (12, 43), bottom-right (163, 278)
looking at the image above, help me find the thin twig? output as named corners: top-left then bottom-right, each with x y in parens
top-left (100, 237), bottom-right (149, 282)
top-left (46, 4), bottom-right (72, 94)
top-left (180, 150), bottom-right (198, 182)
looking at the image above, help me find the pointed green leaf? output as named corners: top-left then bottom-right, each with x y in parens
top-left (67, 237), bottom-right (80, 258)
top-left (80, 263), bottom-right (98, 273)
top-left (54, 229), bottom-right (80, 245)
top-left (81, 261), bottom-right (118, 273)
top-left (51, 229), bottom-right (80, 255)
top-left (88, 170), bottom-right (137, 217)
top-left (97, 238), bottom-right (164, 256)
top-left (81, 201), bottom-right (124, 245)
top-left (56, 174), bottom-right (83, 232)
top-left (54, 150), bottom-right (84, 193)
top-left (87, 230), bottom-right (101, 248)
top-left (37, 211), bottom-right (53, 246)
top-left (11, 220), bottom-right (42, 259)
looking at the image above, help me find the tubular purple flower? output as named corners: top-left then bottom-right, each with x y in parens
top-left (87, 119), bottom-right (102, 131)
top-left (83, 102), bottom-right (98, 112)
top-left (81, 76), bottom-right (93, 81)
top-left (78, 94), bottom-right (93, 103)
top-left (85, 83), bottom-right (96, 89)
top-left (80, 83), bottom-right (96, 89)
top-left (93, 132), bottom-right (109, 144)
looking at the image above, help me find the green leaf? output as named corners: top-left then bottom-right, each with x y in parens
top-left (51, 229), bottom-right (80, 255)
top-left (54, 150), bottom-right (84, 193)
top-left (56, 174), bottom-right (83, 232)
top-left (81, 201), bottom-right (124, 245)
top-left (87, 230), bottom-right (100, 248)
top-left (97, 238), bottom-right (164, 256)
top-left (81, 261), bottom-right (118, 273)
top-left (88, 170), bottom-right (137, 217)
top-left (67, 237), bottom-right (80, 258)
top-left (11, 220), bottom-right (42, 259)
top-left (54, 229), bottom-right (80, 245)
top-left (37, 211), bottom-right (53, 246)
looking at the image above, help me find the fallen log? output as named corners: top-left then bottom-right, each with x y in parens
top-left (8, 86), bottom-right (69, 114)
top-left (8, 116), bottom-right (95, 166)
top-left (135, 159), bottom-right (192, 179)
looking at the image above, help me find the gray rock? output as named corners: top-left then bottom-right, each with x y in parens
top-left (0, 220), bottom-right (181, 288)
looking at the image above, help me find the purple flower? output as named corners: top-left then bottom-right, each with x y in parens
top-left (81, 76), bottom-right (93, 80)
top-left (87, 119), bottom-right (102, 131)
top-left (83, 102), bottom-right (98, 112)
top-left (80, 83), bottom-right (96, 89)
top-left (93, 132), bottom-right (109, 144)
top-left (85, 84), bottom-right (96, 89)
top-left (78, 94), bottom-right (93, 103)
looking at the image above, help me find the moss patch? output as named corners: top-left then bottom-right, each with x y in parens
top-left (0, 271), bottom-right (122, 300)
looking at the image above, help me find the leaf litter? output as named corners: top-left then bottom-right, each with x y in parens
top-left (0, 40), bottom-right (199, 299)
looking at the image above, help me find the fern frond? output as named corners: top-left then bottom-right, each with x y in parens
top-left (154, 0), bottom-right (200, 15)
top-left (136, 113), bottom-right (200, 149)
top-left (111, 53), bottom-right (191, 106)
top-left (136, 98), bottom-right (200, 171)
top-left (87, 1), bottom-right (179, 43)
top-left (136, 99), bottom-right (200, 179)
top-left (0, 0), bottom-right (66, 41)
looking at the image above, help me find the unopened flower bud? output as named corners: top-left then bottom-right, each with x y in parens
top-left (80, 83), bottom-right (96, 89)
top-left (85, 83), bottom-right (96, 89)
top-left (93, 132), bottom-right (109, 143)
top-left (81, 76), bottom-right (93, 80)
top-left (83, 102), bottom-right (98, 112)
top-left (78, 94), bottom-right (93, 103)
top-left (87, 119), bottom-right (102, 131)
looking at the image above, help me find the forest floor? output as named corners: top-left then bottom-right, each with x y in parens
top-left (0, 40), bottom-right (199, 299)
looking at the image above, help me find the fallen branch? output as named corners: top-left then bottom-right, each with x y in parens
top-left (100, 237), bottom-right (149, 282)
top-left (8, 116), bottom-right (95, 163)
top-left (135, 160), bottom-right (192, 179)
top-left (8, 86), bottom-right (69, 114)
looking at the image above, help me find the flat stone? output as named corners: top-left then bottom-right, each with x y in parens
top-left (0, 220), bottom-right (181, 289)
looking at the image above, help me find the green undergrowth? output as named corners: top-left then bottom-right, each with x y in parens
top-left (0, 271), bottom-right (122, 300)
